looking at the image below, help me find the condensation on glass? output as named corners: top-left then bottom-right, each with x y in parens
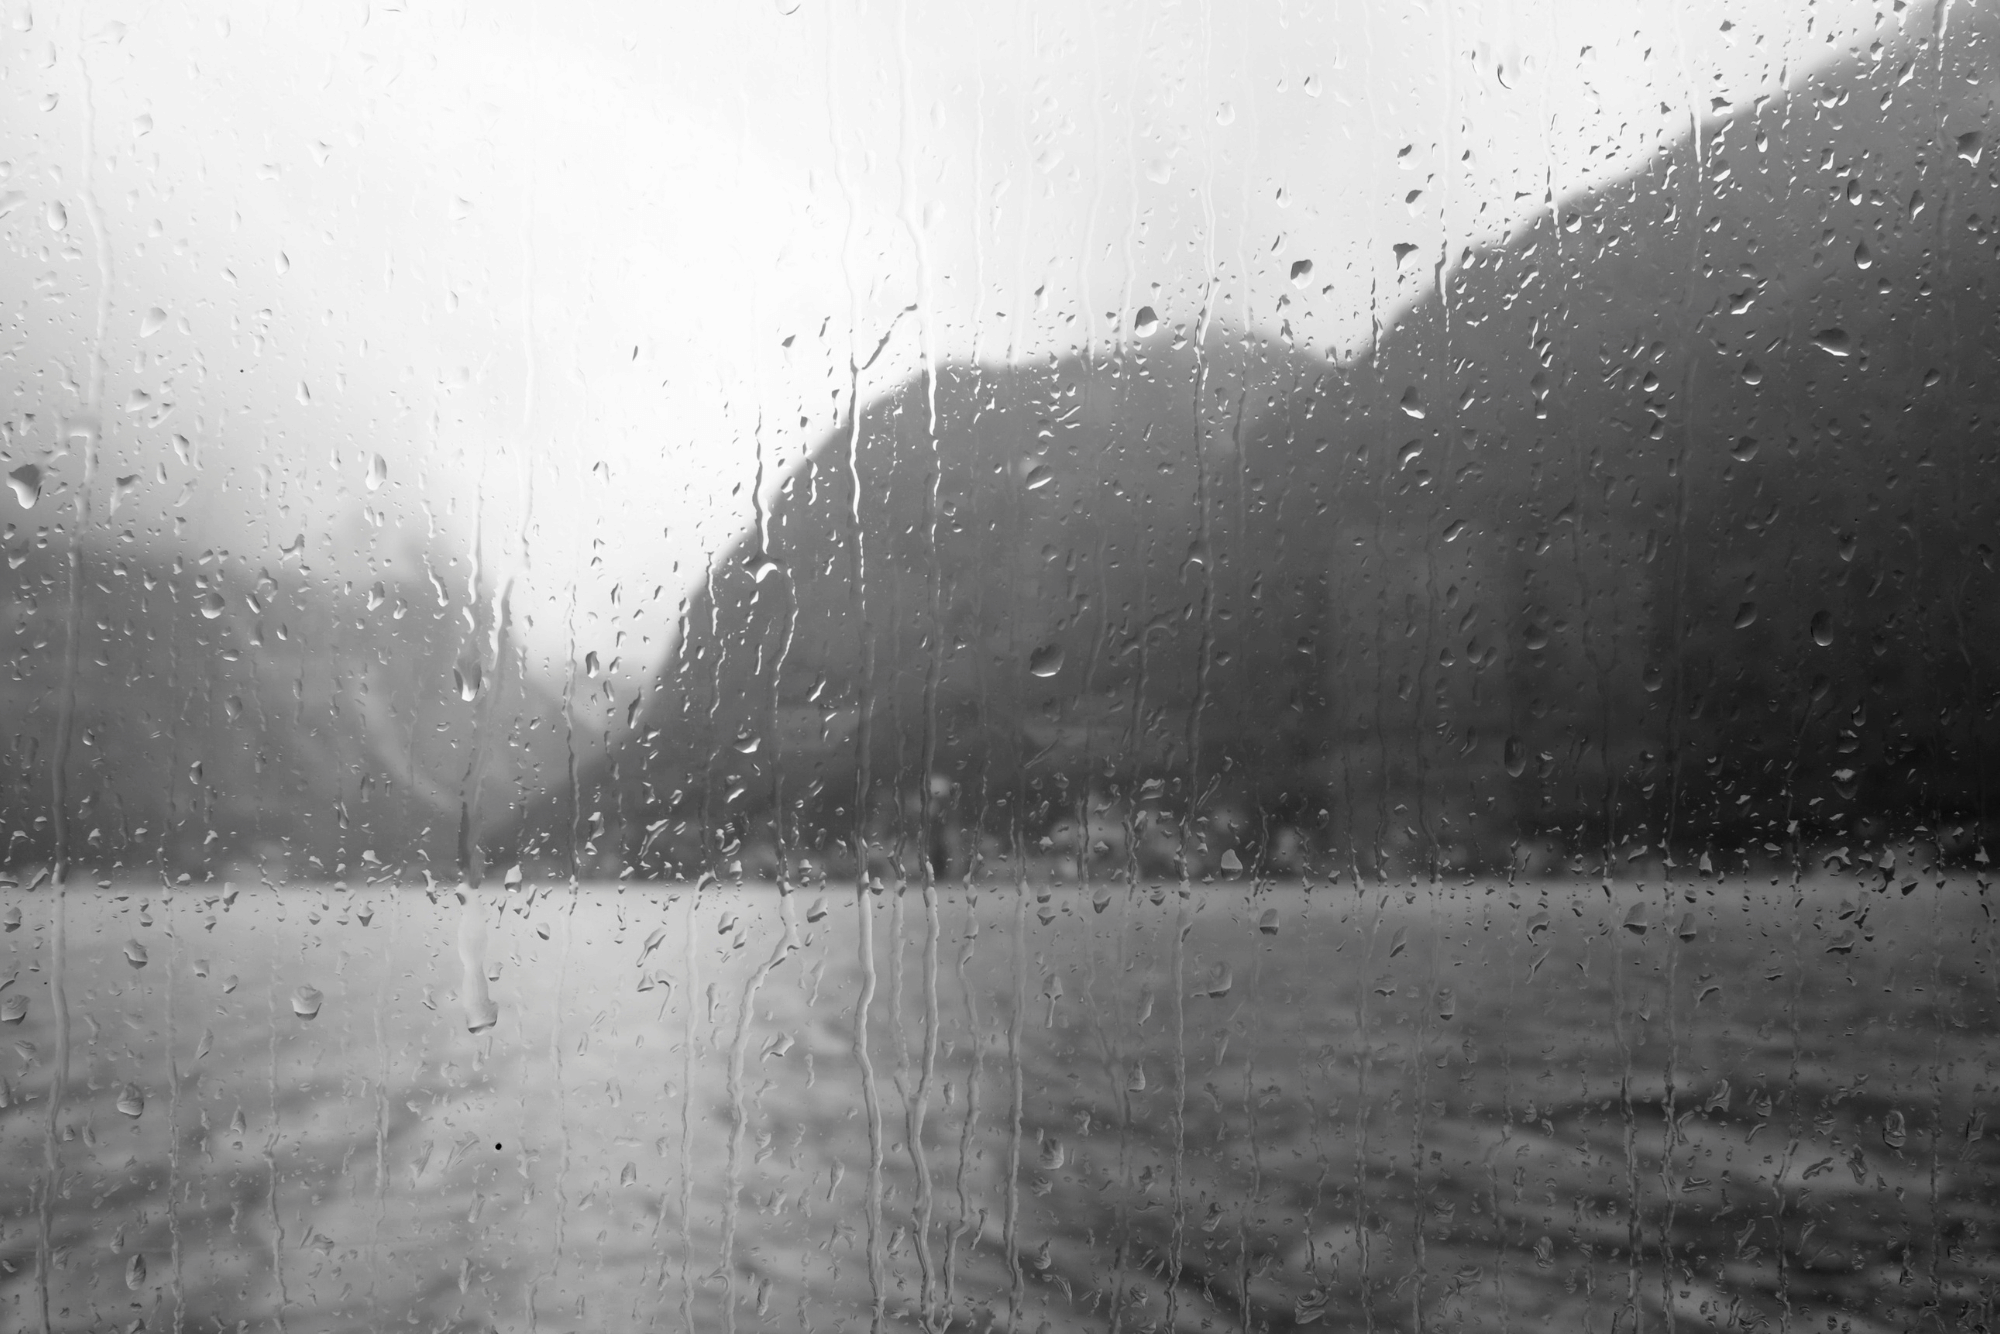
top-left (0, 3), bottom-right (1994, 1332)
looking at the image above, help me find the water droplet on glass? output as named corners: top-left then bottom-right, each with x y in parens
top-left (1811, 610), bottom-right (1834, 646)
top-left (1676, 912), bottom-right (1698, 942)
top-left (1732, 602), bottom-right (1758, 629)
top-left (7, 464), bottom-right (41, 510)
top-left (1197, 963), bottom-right (1233, 998)
top-left (1730, 436), bottom-right (1759, 461)
top-left (1883, 1109), bottom-right (1908, 1149)
top-left (619, 1161), bottom-right (638, 1187)
top-left (139, 307), bottom-right (168, 338)
top-left (1436, 988), bottom-right (1456, 1019)
top-left (1132, 306), bottom-right (1159, 337)
top-left (1028, 645), bottom-right (1064, 678)
top-left (1, 995), bottom-right (26, 1024)
top-left (1399, 386), bottom-right (1425, 419)
top-left (732, 732), bottom-right (761, 754)
top-left (1503, 736), bottom-right (1527, 777)
top-left (1740, 359), bottom-right (1762, 385)
top-left (1, 906), bottom-right (18, 931)
top-left (1811, 328), bottom-right (1851, 358)
top-left (1257, 907), bottom-right (1280, 935)
top-left (199, 591), bottom-right (226, 619)
top-left (1389, 926), bottom-right (1409, 958)
top-left (1289, 258), bottom-right (1314, 288)
top-left (365, 454), bottom-right (387, 490)
top-left (125, 1254), bottom-right (146, 1290)
top-left (123, 940), bottom-right (149, 968)
top-left (1853, 240), bottom-right (1873, 269)
top-left (291, 985), bottom-right (323, 1020)
top-left (43, 200), bottom-right (66, 231)
top-left (1622, 904), bottom-right (1649, 935)
top-left (116, 1083), bottom-right (145, 1117)
top-left (1957, 130), bottom-right (1983, 165)
top-left (1219, 849), bottom-right (1243, 876)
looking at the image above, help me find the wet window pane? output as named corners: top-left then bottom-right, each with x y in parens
top-left (2, 3), bottom-right (1995, 1332)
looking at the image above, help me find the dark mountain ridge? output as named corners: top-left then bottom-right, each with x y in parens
top-left (541, 23), bottom-right (2000, 884)
top-left (4, 19), bottom-right (1997, 885)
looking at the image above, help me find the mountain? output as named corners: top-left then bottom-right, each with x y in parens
top-left (4, 20), bottom-right (1997, 885)
top-left (536, 25), bottom-right (2000, 884)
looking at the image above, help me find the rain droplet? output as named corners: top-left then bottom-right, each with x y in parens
top-left (1024, 464), bottom-right (1053, 491)
top-left (116, 1083), bottom-right (145, 1117)
top-left (43, 200), bottom-right (66, 231)
top-left (1883, 1109), bottom-right (1908, 1149)
top-left (1730, 436), bottom-right (1759, 462)
top-left (805, 896), bottom-right (829, 923)
top-left (1675, 912), bottom-right (1698, 942)
top-left (291, 986), bottom-right (323, 1020)
top-left (1732, 602), bottom-right (1758, 629)
top-left (1853, 240), bottom-right (1872, 270)
top-left (1219, 849), bottom-right (1243, 876)
top-left (1, 995), bottom-right (26, 1023)
top-left (1027, 645), bottom-right (1065, 678)
top-left (1257, 907), bottom-right (1280, 935)
top-left (732, 732), bottom-right (761, 754)
top-left (125, 1253), bottom-right (147, 1290)
top-left (1436, 988), bottom-right (1456, 1020)
top-left (1388, 926), bottom-right (1409, 958)
top-left (1811, 328), bottom-right (1851, 358)
top-left (1398, 386), bottom-right (1425, 419)
top-left (1740, 360), bottom-right (1763, 385)
top-left (365, 454), bottom-right (387, 491)
top-left (456, 665), bottom-right (481, 702)
top-left (1289, 258), bottom-right (1314, 288)
top-left (1, 907), bottom-right (18, 931)
top-left (1503, 736), bottom-right (1527, 777)
top-left (619, 1161), bottom-right (638, 1187)
top-left (1811, 610), bottom-right (1834, 647)
top-left (1957, 130), bottom-right (1983, 165)
top-left (1132, 306), bottom-right (1159, 338)
top-left (123, 940), bottom-right (149, 968)
top-left (7, 464), bottom-right (41, 510)
top-left (1196, 963), bottom-right (1233, 998)
top-left (139, 307), bottom-right (168, 338)
top-left (1622, 904), bottom-right (1649, 935)
top-left (199, 591), bottom-right (226, 619)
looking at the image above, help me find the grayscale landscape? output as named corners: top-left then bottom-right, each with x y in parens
top-left (1, 2), bottom-right (1997, 1331)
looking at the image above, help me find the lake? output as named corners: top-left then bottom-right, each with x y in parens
top-left (0, 872), bottom-right (1993, 1333)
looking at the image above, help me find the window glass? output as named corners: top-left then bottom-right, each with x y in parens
top-left (1, 3), bottom-right (1994, 1331)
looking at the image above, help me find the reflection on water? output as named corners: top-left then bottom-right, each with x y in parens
top-left (0, 878), bottom-right (1993, 1333)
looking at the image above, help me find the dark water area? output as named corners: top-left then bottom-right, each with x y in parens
top-left (0, 875), bottom-right (1993, 1333)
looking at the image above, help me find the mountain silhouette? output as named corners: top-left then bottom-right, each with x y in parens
top-left (4, 22), bottom-right (1997, 885)
top-left (532, 25), bottom-right (2000, 884)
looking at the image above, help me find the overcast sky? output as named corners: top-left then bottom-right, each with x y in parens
top-left (0, 0), bottom-right (1945, 688)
